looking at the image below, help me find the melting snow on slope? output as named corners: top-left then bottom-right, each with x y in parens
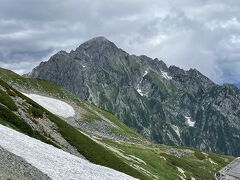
top-left (0, 125), bottom-right (136, 180)
top-left (177, 167), bottom-right (186, 180)
top-left (208, 158), bottom-right (217, 165)
top-left (185, 116), bottom-right (195, 127)
top-left (172, 125), bottom-right (180, 137)
top-left (136, 70), bottom-right (148, 96)
top-left (161, 71), bottom-right (172, 80)
top-left (22, 93), bottom-right (75, 118)
top-left (137, 89), bottom-right (144, 96)
top-left (143, 70), bottom-right (148, 77)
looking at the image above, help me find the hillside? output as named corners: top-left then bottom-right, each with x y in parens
top-left (29, 37), bottom-right (240, 156)
top-left (0, 67), bottom-right (235, 179)
top-left (0, 124), bottom-right (136, 180)
top-left (0, 74), bottom-right (146, 179)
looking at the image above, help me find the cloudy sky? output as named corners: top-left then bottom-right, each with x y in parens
top-left (0, 0), bottom-right (240, 84)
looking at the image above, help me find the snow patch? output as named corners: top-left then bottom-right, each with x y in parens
top-left (209, 158), bottom-right (217, 165)
top-left (129, 155), bottom-right (146, 165)
top-left (132, 164), bottom-right (158, 179)
top-left (22, 93), bottom-right (75, 118)
top-left (159, 156), bottom-right (166, 161)
top-left (143, 70), bottom-right (148, 77)
top-left (137, 88), bottom-right (144, 96)
top-left (185, 116), bottom-right (195, 127)
top-left (172, 125), bottom-right (180, 137)
top-left (136, 70), bottom-right (148, 96)
top-left (161, 71), bottom-right (172, 80)
top-left (177, 167), bottom-right (186, 180)
top-left (202, 152), bottom-right (208, 156)
top-left (0, 125), bottom-right (136, 180)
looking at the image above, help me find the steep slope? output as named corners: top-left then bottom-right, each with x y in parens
top-left (0, 76), bottom-right (146, 179)
top-left (0, 67), bottom-right (235, 179)
top-left (0, 124), bottom-right (136, 180)
top-left (0, 147), bottom-right (50, 180)
top-left (30, 37), bottom-right (240, 156)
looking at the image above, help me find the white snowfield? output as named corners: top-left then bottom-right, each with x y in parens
top-left (136, 70), bottom-right (148, 97)
top-left (161, 71), bottom-right (172, 80)
top-left (185, 116), bottom-right (195, 127)
top-left (137, 88), bottom-right (144, 96)
top-left (143, 70), bottom-right (148, 77)
top-left (0, 125), bottom-right (136, 180)
top-left (22, 93), bottom-right (75, 118)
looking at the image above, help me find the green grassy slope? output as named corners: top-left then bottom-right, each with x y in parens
top-left (0, 78), bottom-right (147, 179)
top-left (0, 67), bottom-right (144, 141)
top-left (0, 68), bottom-right (235, 179)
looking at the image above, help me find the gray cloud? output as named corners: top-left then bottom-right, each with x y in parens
top-left (0, 0), bottom-right (240, 84)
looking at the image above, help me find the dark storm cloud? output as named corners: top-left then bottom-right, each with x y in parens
top-left (0, 0), bottom-right (240, 84)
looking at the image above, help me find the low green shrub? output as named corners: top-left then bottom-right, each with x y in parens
top-left (0, 104), bottom-right (35, 135)
top-left (6, 89), bottom-right (16, 97)
top-left (208, 153), bottom-right (226, 166)
top-left (28, 106), bottom-right (43, 118)
top-left (194, 150), bottom-right (206, 160)
top-left (0, 90), bottom-right (17, 111)
top-left (162, 153), bottom-right (213, 179)
top-left (0, 104), bottom-right (56, 147)
top-left (47, 113), bottom-right (148, 179)
top-left (0, 79), bottom-right (12, 90)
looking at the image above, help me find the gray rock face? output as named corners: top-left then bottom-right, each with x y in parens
top-left (30, 37), bottom-right (240, 156)
top-left (0, 147), bottom-right (50, 180)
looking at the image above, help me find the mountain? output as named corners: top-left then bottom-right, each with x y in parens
top-left (29, 37), bottom-right (240, 156)
top-left (0, 72), bottom-right (145, 179)
top-left (0, 67), bottom-right (234, 179)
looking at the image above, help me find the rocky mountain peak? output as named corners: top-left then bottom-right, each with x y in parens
top-left (188, 68), bottom-right (206, 78)
top-left (168, 65), bottom-right (186, 77)
top-left (138, 55), bottom-right (168, 72)
top-left (221, 83), bottom-right (239, 92)
top-left (57, 50), bottom-right (68, 55)
top-left (85, 36), bottom-right (111, 43)
top-left (29, 37), bottom-right (240, 156)
top-left (75, 36), bottom-right (117, 52)
top-left (168, 66), bottom-right (214, 92)
top-left (70, 36), bottom-right (121, 63)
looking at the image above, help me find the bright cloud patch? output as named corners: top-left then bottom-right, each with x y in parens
top-left (0, 125), bottom-right (136, 180)
top-left (22, 93), bottom-right (75, 118)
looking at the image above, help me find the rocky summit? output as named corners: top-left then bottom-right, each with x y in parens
top-left (30, 36), bottom-right (240, 156)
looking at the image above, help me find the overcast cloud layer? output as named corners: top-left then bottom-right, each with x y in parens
top-left (0, 0), bottom-right (240, 84)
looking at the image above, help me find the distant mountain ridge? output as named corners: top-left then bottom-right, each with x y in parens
top-left (30, 36), bottom-right (240, 156)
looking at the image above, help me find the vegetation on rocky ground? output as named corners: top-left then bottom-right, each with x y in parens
top-left (0, 68), bottom-right (235, 179)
